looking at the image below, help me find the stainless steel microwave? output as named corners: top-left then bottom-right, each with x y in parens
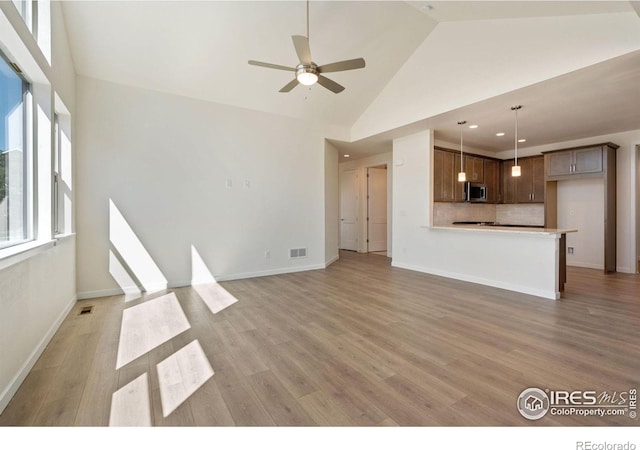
top-left (464, 182), bottom-right (487, 202)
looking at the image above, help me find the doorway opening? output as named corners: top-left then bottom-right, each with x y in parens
top-left (367, 164), bottom-right (388, 256)
top-left (636, 145), bottom-right (639, 273)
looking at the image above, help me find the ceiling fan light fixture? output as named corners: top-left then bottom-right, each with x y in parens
top-left (296, 65), bottom-right (318, 86)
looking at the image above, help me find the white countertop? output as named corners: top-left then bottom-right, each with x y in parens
top-left (433, 224), bottom-right (578, 235)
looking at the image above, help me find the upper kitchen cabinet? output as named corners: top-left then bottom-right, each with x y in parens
top-left (464, 155), bottom-right (485, 182)
top-left (434, 147), bottom-right (501, 203)
top-left (502, 156), bottom-right (544, 204)
top-left (434, 148), bottom-right (456, 202)
top-left (483, 159), bottom-right (500, 203)
top-left (545, 144), bottom-right (617, 180)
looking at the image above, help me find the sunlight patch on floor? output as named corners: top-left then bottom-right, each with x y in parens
top-left (191, 244), bottom-right (238, 314)
top-left (109, 373), bottom-right (152, 426)
top-left (116, 292), bottom-right (191, 369)
top-left (193, 282), bottom-right (238, 314)
top-left (156, 340), bottom-right (214, 417)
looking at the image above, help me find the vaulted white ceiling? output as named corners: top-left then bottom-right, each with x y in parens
top-left (61, 1), bottom-right (436, 128)
top-left (60, 1), bottom-right (640, 159)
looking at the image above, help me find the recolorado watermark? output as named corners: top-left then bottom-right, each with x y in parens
top-left (517, 387), bottom-right (637, 421)
top-left (576, 442), bottom-right (636, 450)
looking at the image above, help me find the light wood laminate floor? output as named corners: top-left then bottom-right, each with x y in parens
top-left (1, 251), bottom-right (638, 426)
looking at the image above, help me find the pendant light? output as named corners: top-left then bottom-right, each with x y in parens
top-left (511, 105), bottom-right (522, 177)
top-left (457, 120), bottom-right (467, 182)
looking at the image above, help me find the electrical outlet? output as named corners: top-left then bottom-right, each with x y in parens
top-left (568, 247), bottom-right (574, 254)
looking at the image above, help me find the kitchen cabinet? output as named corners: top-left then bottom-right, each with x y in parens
top-left (433, 148), bottom-right (456, 202)
top-left (454, 155), bottom-right (484, 200)
top-left (543, 142), bottom-right (619, 273)
top-left (502, 156), bottom-right (544, 204)
top-left (434, 147), bottom-right (501, 203)
top-left (483, 159), bottom-right (500, 203)
top-left (465, 155), bottom-right (484, 182)
top-left (546, 146), bottom-right (603, 179)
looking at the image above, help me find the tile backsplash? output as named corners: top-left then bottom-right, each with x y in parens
top-left (496, 204), bottom-right (545, 226)
top-left (433, 203), bottom-right (496, 226)
top-left (433, 202), bottom-right (544, 226)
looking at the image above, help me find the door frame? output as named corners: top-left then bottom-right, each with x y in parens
top-left (338, 154), bottom-right (393, 256)
top-left (636, 145), bottom-right (639, 273)
top-left (366, 164), bottom-right (389, 254)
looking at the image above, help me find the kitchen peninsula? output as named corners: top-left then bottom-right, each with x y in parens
top-left (430, 223), bottom-right (577, 300)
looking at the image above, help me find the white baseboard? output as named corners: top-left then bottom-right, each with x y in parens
top-left (0, 294), bottom-right (77, 414)
top-left (325, 254), bottom-right (339, 267)
top-left (214, 263), bottom-right (326, 282)
top-left (567, 261), bottom-right (604, 270)
top-left (77, 264), bottom-right (328, 300)
top-left (392, 261), bottom-right (559, 300)
top-left (77, 287), bottom-right (128, 300)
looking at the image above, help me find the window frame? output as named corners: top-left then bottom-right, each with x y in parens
top-left (0, 49), bottom-right (34, 251)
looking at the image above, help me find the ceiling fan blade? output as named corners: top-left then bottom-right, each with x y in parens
top-left (317, 58), bottom-right (366, 74)
top-left (279, 78), bottom-right (300, 93)
top-left (317, 75), bottom-right (345, 94)
top-left (292, 35), bottom-right (312, 65)
top-left (248, 60), bottom-right (296, 72)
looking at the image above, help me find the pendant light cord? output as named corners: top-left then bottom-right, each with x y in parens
top-left (511, 105), bottom-right (522, 165)
top-left (514, 107), bottom-right (518, 165)
top-left (458, 120), bottom-right (466, 171)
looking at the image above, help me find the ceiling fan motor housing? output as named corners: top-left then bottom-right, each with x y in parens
top-left (296, 63), bottom-right (319, 85)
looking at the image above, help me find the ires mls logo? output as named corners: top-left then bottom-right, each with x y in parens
top-left (517, 388), bottom-right (550, 420)
top-left (517, 387), bottom-right (637, 421)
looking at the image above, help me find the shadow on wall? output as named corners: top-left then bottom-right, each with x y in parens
top-left (106, 199), bottom-right (239, 425)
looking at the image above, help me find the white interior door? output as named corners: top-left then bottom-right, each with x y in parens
top-left (340, 169), bottom-right (358, 251)
top-left (367, 167), bottom-right (387, 252)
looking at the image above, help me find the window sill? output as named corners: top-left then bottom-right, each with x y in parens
top-left (0, 239), bottom-right (56, 271)
top-left (54, 232), bottom-right (75, 241)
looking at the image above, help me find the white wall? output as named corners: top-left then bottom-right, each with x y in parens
top-left (557, 179), bottom-right (605, 270)
top-left (339, 152), bottom-right (393, 256)
top-left (352, 13), bottom-right (640, 140)
top-left (497, 129), bottom-right (640, 274)
top-left (392, 130), bottom-right (561, 299)
top-left (76, 77), bottom-right (333, 298)
top-left (324, 141), bottom-right (339, 266)
top-left (0, 2), bottom-right (76, 413)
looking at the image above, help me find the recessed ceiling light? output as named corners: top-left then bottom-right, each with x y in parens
top-left (344, 154), bottom-right (350, 158)
top-left (518, 139), bottom-right (526, 143)
top-left (496, 132), bottom-right (505, 136)
top-left (468, 124), bottom-right (478, 129)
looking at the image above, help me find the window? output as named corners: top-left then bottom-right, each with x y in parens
top-left (0, 51), bottom-right (32, 250)
top-left (12, 0), bottom-right (37, 34)
top-left (52, 109), bottom-right (72, 236)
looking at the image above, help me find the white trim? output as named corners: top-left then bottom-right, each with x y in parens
top-left (53, 232), bottom-right (75, 241)
top-left (392, 261), bottom-right (560, 300)
top-left (77, 264), bottom-right (328, 300)
top-left (616, 265), bottom-right (636, 274)
top-left (0, 239), bottom-right (55, 271)
top-left (214, 264), bottom-right (327, 282)
top-left (77, 287), bottom-right (132, 300)
top-left (0, 294), bottom-right (76, 414)
top-left (325, 254), bottom-right (339, 267)
top-left (566, 261), bottom-right (604, 271)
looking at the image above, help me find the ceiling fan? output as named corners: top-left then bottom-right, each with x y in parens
top-left (248, 0), bottom-right (365, 94)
